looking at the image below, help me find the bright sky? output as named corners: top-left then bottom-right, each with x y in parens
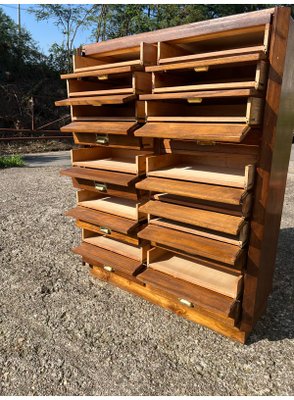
top-left (0, 3), bottom-right (93, 54)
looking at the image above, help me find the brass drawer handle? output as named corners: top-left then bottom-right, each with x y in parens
top-left (103, 265), bottom-right (114, 272)
top-left (94, 182), bottom-right (107, 192)
top-left (178, 298), bottom-right (194, 308)
top-left (100, 227), bottom-right (111, 234)
top-left (96, 135), bottom-right (109, 144)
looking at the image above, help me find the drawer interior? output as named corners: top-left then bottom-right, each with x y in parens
top-left (146, 154), bottom-right (255, 189)
top-left (72, 102), bottom-right (142, 122)
top-left (145, 97), bottom-right (263, 124)
top-left (153, 62), bottom-right (266, 92)
top-left (157, 24), bottom-right (269, 64)
top-left (83, 234), bottom-right (148, 262)
top-left (71, 147), bottom-right (152, 175)
top-left (73, 132), bottom-right (152, 150)
top-left (77, 191), bottom-right (143, 221)
top-left (147, 248), bottom-right (243, 298)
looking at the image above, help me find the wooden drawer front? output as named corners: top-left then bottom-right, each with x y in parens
top-left (136, 178), bottom-right (252, 217)
top-left (61, 121), bottom-right (139, 135)
top-left (137, 267), bottom-right (240, 320)
top-left (72, 177), bottom-right (144, 201)
top-left (82, 234), bottom-right (149, 263)
top-left (140, 200), bottom-right (248, 246)
top-left (71, 101), bottom-right (145, 123)
top-left (60, 167), bottom-right (139, 188)
top-left (73, 242), bottom-right (145, 280)
top-left (71, 42), bottom-right (157, 73)
top-left (55, 94), bottom-right (136, 107)
top-left (138, 224), bottom-right (245, 268)
top-left (73, 132), bottom-right (153, 150)
top-left (77, 190), bottom-right (145, 222)
top-left (146, 154), bottom-right (255, 190)
top-left (156, 23), bottom-right (269, 65)
top-left (135, 122), bottom-right (251, 142)
top-left (66, 71), bottom-right (152, 97)
top-left (144, 97), bottom-right (263, 125)
top-left (71, 147), bottom-right (152, 176)
top-left (151, 61), bottom-right (267, 93)
top-left (147, 247), bottom-right (243, 299)
top-left (80, 222), bottom-right (140, 246)
top-left (66, 206), bottom-right (140, 235)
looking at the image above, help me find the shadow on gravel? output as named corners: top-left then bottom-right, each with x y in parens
top-left (247, 227), bottom-right (294, 344)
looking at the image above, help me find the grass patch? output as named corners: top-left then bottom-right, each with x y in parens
top-left (0, 154), bottom-right (25, 168)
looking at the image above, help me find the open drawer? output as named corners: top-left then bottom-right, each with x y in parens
top-left (136, 178), bottom-right (253, 217)
top-left (139, 200), bottom-right (248, 246)
top-left (77, 190), bottom-right (145, 221)
top-left (137, 267), bottom-right (240, 320)
top-left (55, 94), bottom-right (136, 107)
top-left (138, 224), bottom-right (245, 268)
top-left (82, 234), bottom-right (149, 263)
top-left (72, 42), bottom-right (157, 73)
top-left (145, 154), bottom-right (255, 190)
top-left (72, 132), bottom-right (152, 150)
top-left (73, 242), bottom-right (145, 281)
top-left (151, 61), bottom-right (267, 93)
top-left (61, 121), bottom-right (139, 135)
top-left (66, 205), bottom-right (141, 236)
top-left (147, 247), bottom-right (243, 298)
top-left (71, 101), bottom-right (145, 122)
top-left (65, 71), bottom-right (152, 97)
top-left (144, 97), bottom-right (263, 124)
top-left (71, 147), bottom-right (152, 176)
top-left (156, 22), bottom-right (269, 64)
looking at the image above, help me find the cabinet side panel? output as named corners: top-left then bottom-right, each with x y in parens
top-left (241, 8), bottom-right (294, 331)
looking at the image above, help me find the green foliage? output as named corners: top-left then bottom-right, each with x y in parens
top-left (0, 154), bottom-right (24, 168)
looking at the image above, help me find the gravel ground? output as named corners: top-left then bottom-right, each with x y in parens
top-left (0, 165), bottom-right (293, 396)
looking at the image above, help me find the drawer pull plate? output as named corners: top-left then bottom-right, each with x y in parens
top-left (187, 98), bottom-right (202, 104)
top-left (179, 298), bottom-right (194, 308)
top-left (100, 226), bottom-right (111, 234)
top-left (103, 265), bottom-right (114, 272)
top-left (98, 74), bottom-right (108, 80)
top-left (194, 66), bottom-right (209, 72)
top-left (96, 135), bottom-right (109, 144)
top-left (94, 182), bottom-right (107, 192)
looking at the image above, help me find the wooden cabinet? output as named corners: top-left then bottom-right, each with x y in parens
top-left (57, 7), bottom-right (294, 343)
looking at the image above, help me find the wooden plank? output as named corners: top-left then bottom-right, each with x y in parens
top-left (61, 121), bottom-right (139, 135)
top-left (140, 200), bottom-right (244, 235)
top-left (136, 177), bottom-right (245, 205)
top-left (147, 251), bottom-right (242, 298)
top-left (153, 81), bottom-right (258, 93)
top-left (84, 236), bottom-right (147, 262)
top-left (66, 206), bottom-right (139, 234)
top-left (73, 242), bottom-right (142, 276)
top-left (61, 65), bottom-right (139, 79)
top-left (76, 220), bottom-right (139, 246)
top-left (135, 122), bottom-right (250, 142)
top-left (78, 196), bottom-right (140, 221)
top-left (60, 167), bottom-right (138, 187)
top-left (150, 218), bottom-right (246, 247)
top-left (138, 225), bottom-right (244, 267)
top-left (137, 268), bottom-right (238, 318)
top-left (90, 265), bottom-right (247, 342)
top-left (55, 94), bottom-right (136, 107)
top-left (146, 53), bottom-right (264, 73)
top-left (242, 8), bottom-right (294, 332)
top-left (72, 132), bottom-right (151, 150)
top-left (83, 9), bottom-right (273, 55)
top-left (141, 89), bottom-right (260, 100)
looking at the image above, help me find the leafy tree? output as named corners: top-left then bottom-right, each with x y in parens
top-left (29, 4), bottom-right (100, 72)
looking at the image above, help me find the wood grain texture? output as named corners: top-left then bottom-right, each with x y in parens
top-left (140, 200), bottom-right (244, 235)
top-left (61, 65), bottom-right (142, 79)
top-left (135, 122), bottom-right (251, 142)
top-left (140, 89), bottom-right (261, 100)
top-left (66, 206), bottom-right (139, 234)
top-left (138, 224), bottom-right (244, 267)
top-left (61, 121), bottom-right (139, 135)
top-left (241, 8), bottom-right (294, 332)
top-left (55, 94), bottom-right (136, 107)
top-left (60, 167), bottom-right (138, 187)
top-left (136, 177), bottom-right (245, 205)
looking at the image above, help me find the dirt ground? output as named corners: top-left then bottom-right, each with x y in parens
top-left (0, 165), bottom-right (293, 395)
